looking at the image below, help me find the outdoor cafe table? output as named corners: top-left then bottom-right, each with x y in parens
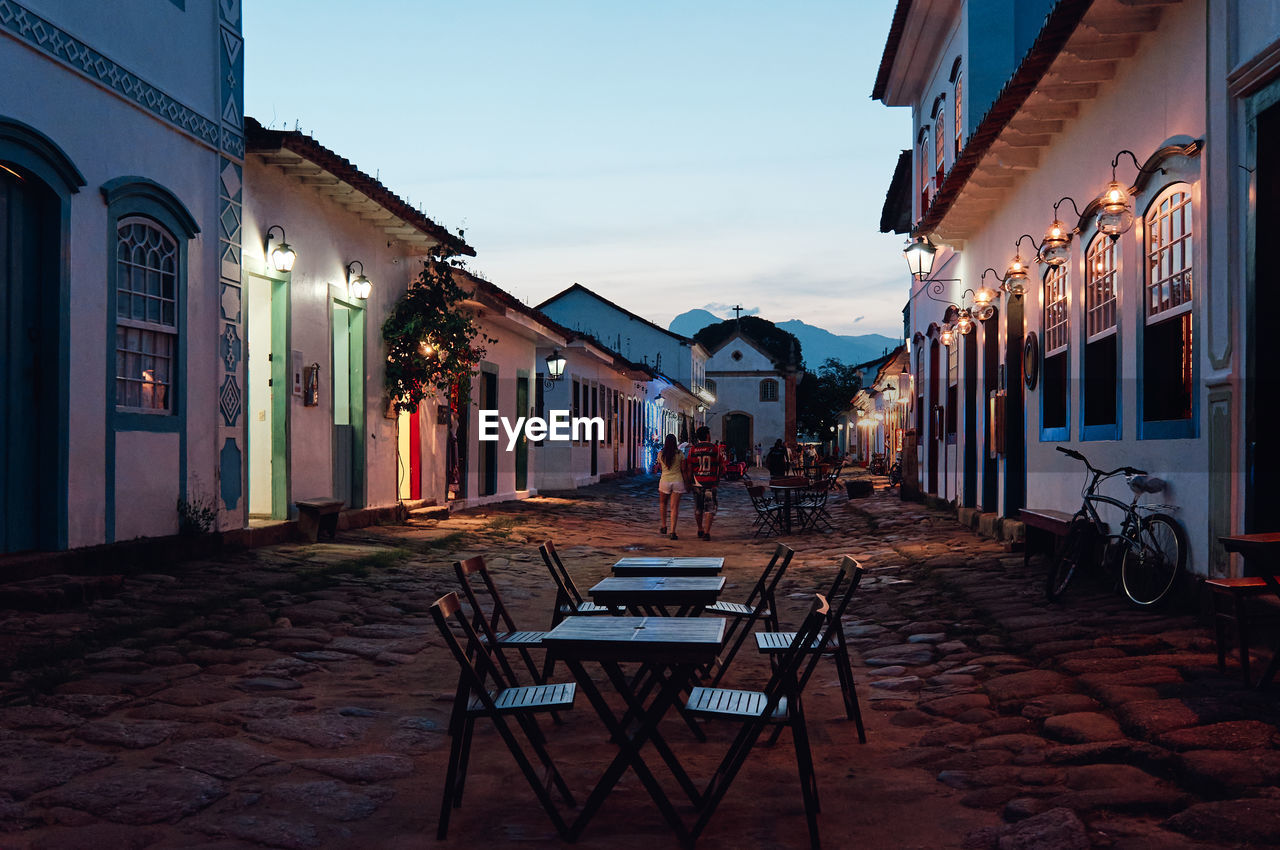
top-left (589, 575), bottom-right (726, 616)
top-left (611, 557), bottom-right (725, 577)
top-left (769, 477), bottom-right (810, 535)
top-left (1218, 532), bottom-right (1280, 688)
top-left (541, 616), bottom-right (727, 843)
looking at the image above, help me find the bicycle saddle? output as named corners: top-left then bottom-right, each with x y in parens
top-left (1128, 475), bottom-right (1166, 494)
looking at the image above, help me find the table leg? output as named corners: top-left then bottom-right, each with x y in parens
top-left (563, 657), bottom-right (695, 844)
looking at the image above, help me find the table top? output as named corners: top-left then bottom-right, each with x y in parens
top-left (589, 575), bottom-right (725, 606)
top-left (1220, 533), bottom-right (1280, 554)
top-left (542, 616), bottom-right (727, 663)
top-left (612, 557), bottom-right (724, 576)
top-left (769, 481), bottom-right (809, 491)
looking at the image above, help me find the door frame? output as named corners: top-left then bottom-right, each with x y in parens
top-left (245, 270), bottom-right (290, 518)
top-left (331, 295), bottom-right (365, 508)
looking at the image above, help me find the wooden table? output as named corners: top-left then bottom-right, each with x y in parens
top-left (612, 557), bottom-right (724, 576)
top-left (769, 478), bottom-right (809, 535)
top-left (589, 575), bottom-right (725, 616)
top-left (541, 616), bottom-right (727, 843)
top-left (1218, 533), bottom-right (1280, 688)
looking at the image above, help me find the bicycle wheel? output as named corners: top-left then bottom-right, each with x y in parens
top-left (1045, 517), bottom-right (1092, 601)
top-left (1121, 513), bottom-right (1186, 607)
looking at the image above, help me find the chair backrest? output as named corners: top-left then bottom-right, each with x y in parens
top-left (760, 593), bottom-right (829, 709)
top-left (430, 591), bottom-right (516, 711)
top-left (454, 556), bottom-right (524, 683)
top-left (797, 557), bottom-right (864, 690)
top-left (539, 540), bottom-right (584, 606)
top-left (745, 543), bottom-right (794, 607)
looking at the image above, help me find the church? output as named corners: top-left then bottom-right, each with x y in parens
top-left (700, 319), bottom-right (801, 465)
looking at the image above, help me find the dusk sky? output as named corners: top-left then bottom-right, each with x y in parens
top-left (244, 1), bottom-right (910, 338)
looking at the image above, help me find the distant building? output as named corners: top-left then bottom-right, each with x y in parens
top-left (702, 327), bottom-right (801, 462)
top-left (538, 283), bottom-right (712, 441)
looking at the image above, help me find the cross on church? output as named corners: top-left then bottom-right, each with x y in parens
top-left (732, 304), bottom-right (744, 320)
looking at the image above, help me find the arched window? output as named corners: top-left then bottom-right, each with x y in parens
top-left (1041, 264), bottom-right (1069, 438)
top-left (932, 95), bottom-right (947, 177)
top-left (704, 378), bottom-right (717, 395)
top-left (759, 379), bottom-right (779, 402)
top-left (1141, 185), bottom-right (1194, 435)
top-left (1083, 234), bottom-right (1118, 436)
top-left (115, 217), bottom-right (178, 411)
top-left (954, 72), bottom-right (964, 157)
top-left (918, 126), bottom-right (931, 214)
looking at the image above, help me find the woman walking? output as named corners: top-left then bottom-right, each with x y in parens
top-left (654, 434), bottom-right (686, 540)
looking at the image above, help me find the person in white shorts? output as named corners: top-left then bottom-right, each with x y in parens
top-left (654, 434), bottom-right (687, 540)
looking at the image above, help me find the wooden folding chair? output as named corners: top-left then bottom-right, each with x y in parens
top-left (746, 485), bottom-right (784, 537)
top-left (431, 592), bottom-right (577, 840)
top-left (707, 543), bottom-right (794, 686)
top-left (454, 556), bottom-right (548, 687)
top-left (539, 540), bottom-right (616, 625)
top-left (686, 594), bottom-right (830, 850)
top-left (756, 556), bottom-right (866, 743)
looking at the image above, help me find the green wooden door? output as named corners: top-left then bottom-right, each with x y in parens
top-left (515, 375), bottom-right (529, 490)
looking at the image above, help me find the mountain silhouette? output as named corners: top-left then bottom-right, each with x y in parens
top-left (669, 309), bottom-right (899, 368)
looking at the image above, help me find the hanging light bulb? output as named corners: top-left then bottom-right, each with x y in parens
top-left (955, 308), bottom-right (973, 335)
top-left (940, 325), bottom-right (956, 347)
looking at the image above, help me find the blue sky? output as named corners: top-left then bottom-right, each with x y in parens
top-left (244, 1), bottom-right (910, 338)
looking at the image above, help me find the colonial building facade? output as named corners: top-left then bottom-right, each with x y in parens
top-left (1, 0), bottom-right (243, 551)
top-left (702, 328), bottom-right (800, 462)
top-left (875, 0), bottom-right (1280, 577)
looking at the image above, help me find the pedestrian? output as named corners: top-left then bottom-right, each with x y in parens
top-left (754, 442), bottom-right (763, 468)
top-left (653, 434), bottom-right (686, 540)
top-left (765, 439), bottom-right (789, 478)
top-left (687, 426), bottom-right (723, 541)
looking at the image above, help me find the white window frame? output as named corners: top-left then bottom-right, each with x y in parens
top-left (115, 215), bottom-right (178, 413)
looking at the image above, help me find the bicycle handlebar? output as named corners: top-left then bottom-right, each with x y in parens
top-left (1056, 446), bottom-right (1147, 478)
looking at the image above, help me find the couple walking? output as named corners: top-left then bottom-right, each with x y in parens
top-left (654, 426), bottom-right (722, 541)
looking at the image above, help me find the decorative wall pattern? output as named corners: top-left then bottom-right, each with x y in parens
top-left (216, 0), bottom-right (244, 515)
top-left (0, 0), bottom-right (222, 150)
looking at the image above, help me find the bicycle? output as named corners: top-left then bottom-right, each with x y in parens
top-left (1044, 446), bottom-right (1187, 607)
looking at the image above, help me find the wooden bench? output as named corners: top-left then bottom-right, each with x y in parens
top-left (1204, 576), bottom-right (1280, 685)
top-left (295, 498), bottom-right (344, 542)
top-left (1019, 508), bottom-right (1078, 568)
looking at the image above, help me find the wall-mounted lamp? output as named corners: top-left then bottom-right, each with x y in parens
top-left (1095, 150), bottom-right (1165, 241)
top-left (903, 236), bottom-right (937, 280)
top-left (264, 225), bottom-right (296, 273)
top-left (543, 349), bottom-right (566, 389)
top-left (346, 260), bottom-right (371, 300)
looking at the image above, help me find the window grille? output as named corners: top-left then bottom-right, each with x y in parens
top-left (1042, 265), bottom-right (1069, 356)
top-left (1085, 235), bottom-right (1117, 339)
top-left (759, 379), bottom-right (778, 402)
top-left (115, 217), bottom-right (177, 411)
top-left (954, 72), bottom-right (963, 157)
top-left (1146, 189), bottom-right (1192, 321)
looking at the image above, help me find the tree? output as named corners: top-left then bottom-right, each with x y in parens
top-left (796, 358), bottom-right (862, 438)
top-left (382, 250), bottom-right (496, 414)
top-left (692, 316), bottom-right (803, 369)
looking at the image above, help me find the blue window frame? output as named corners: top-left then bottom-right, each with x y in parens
top-left (1039, 264), bottom-right (1070, 442)
top-left (1138, 185), bottom-right (1197, 440)
top-left (1080, 233), bottom-right (1121, 441)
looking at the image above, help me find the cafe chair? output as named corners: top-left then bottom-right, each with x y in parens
top-left (454, 556), bottom-right (549, 687)
top-left (746, 485), bottom-right (784, 537)
top-left (795, 480), bottom-right (836, 533)
top-left (685, 593), bottom-right (830, 850)
top-left (707, 543), bottom-right (794, 686)
top-left (539, 540), bottom-right (619, 625)
top-left (431, 592), bottom-right (577, 840)
top-left (756, 556), bottom-right (866, 743)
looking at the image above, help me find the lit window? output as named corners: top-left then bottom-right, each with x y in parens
top-left (115, 217), bottom-right (177, 412)
top-left (935, 103), bottom-right (946, 176)
top-left (1042, 265), bottom-right (1069, 433)
top-left (1084, 235), bottom-right (1118, 431)
top-left (1143, 187), bottom-right (1194, 427)
top-left (759, 379), bottom-right (778, 402)
top-left (954, 71), bottom-right (964, 157)
top-left (704, 378), bottom-right (717, 395)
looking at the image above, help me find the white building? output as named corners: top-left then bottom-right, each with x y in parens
top-left (874, 0), bottom-right (1280, 577)
top-left (1, 0), bottom-right (243, 552)
top-left (538, 282), bottom-right (714, 441)
top-left (702, 327), bottom-right (800, 462)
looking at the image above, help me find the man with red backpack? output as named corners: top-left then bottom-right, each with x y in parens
top-left (687, 426), bottom-right (723, 540)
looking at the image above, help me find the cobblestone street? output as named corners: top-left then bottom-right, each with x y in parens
top-left (1, 474), bottom-right (1278, 849)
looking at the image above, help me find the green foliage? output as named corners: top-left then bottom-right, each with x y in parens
top-left (382, 250), bottom-right (496, 414)
top-left (797, 357), bottom-right (863, 437)
top-left (692, 316), bottom-right (803, 369)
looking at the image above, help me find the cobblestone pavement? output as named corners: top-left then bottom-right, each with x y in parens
top-left (0, 473), bottom-right (1277, 849)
